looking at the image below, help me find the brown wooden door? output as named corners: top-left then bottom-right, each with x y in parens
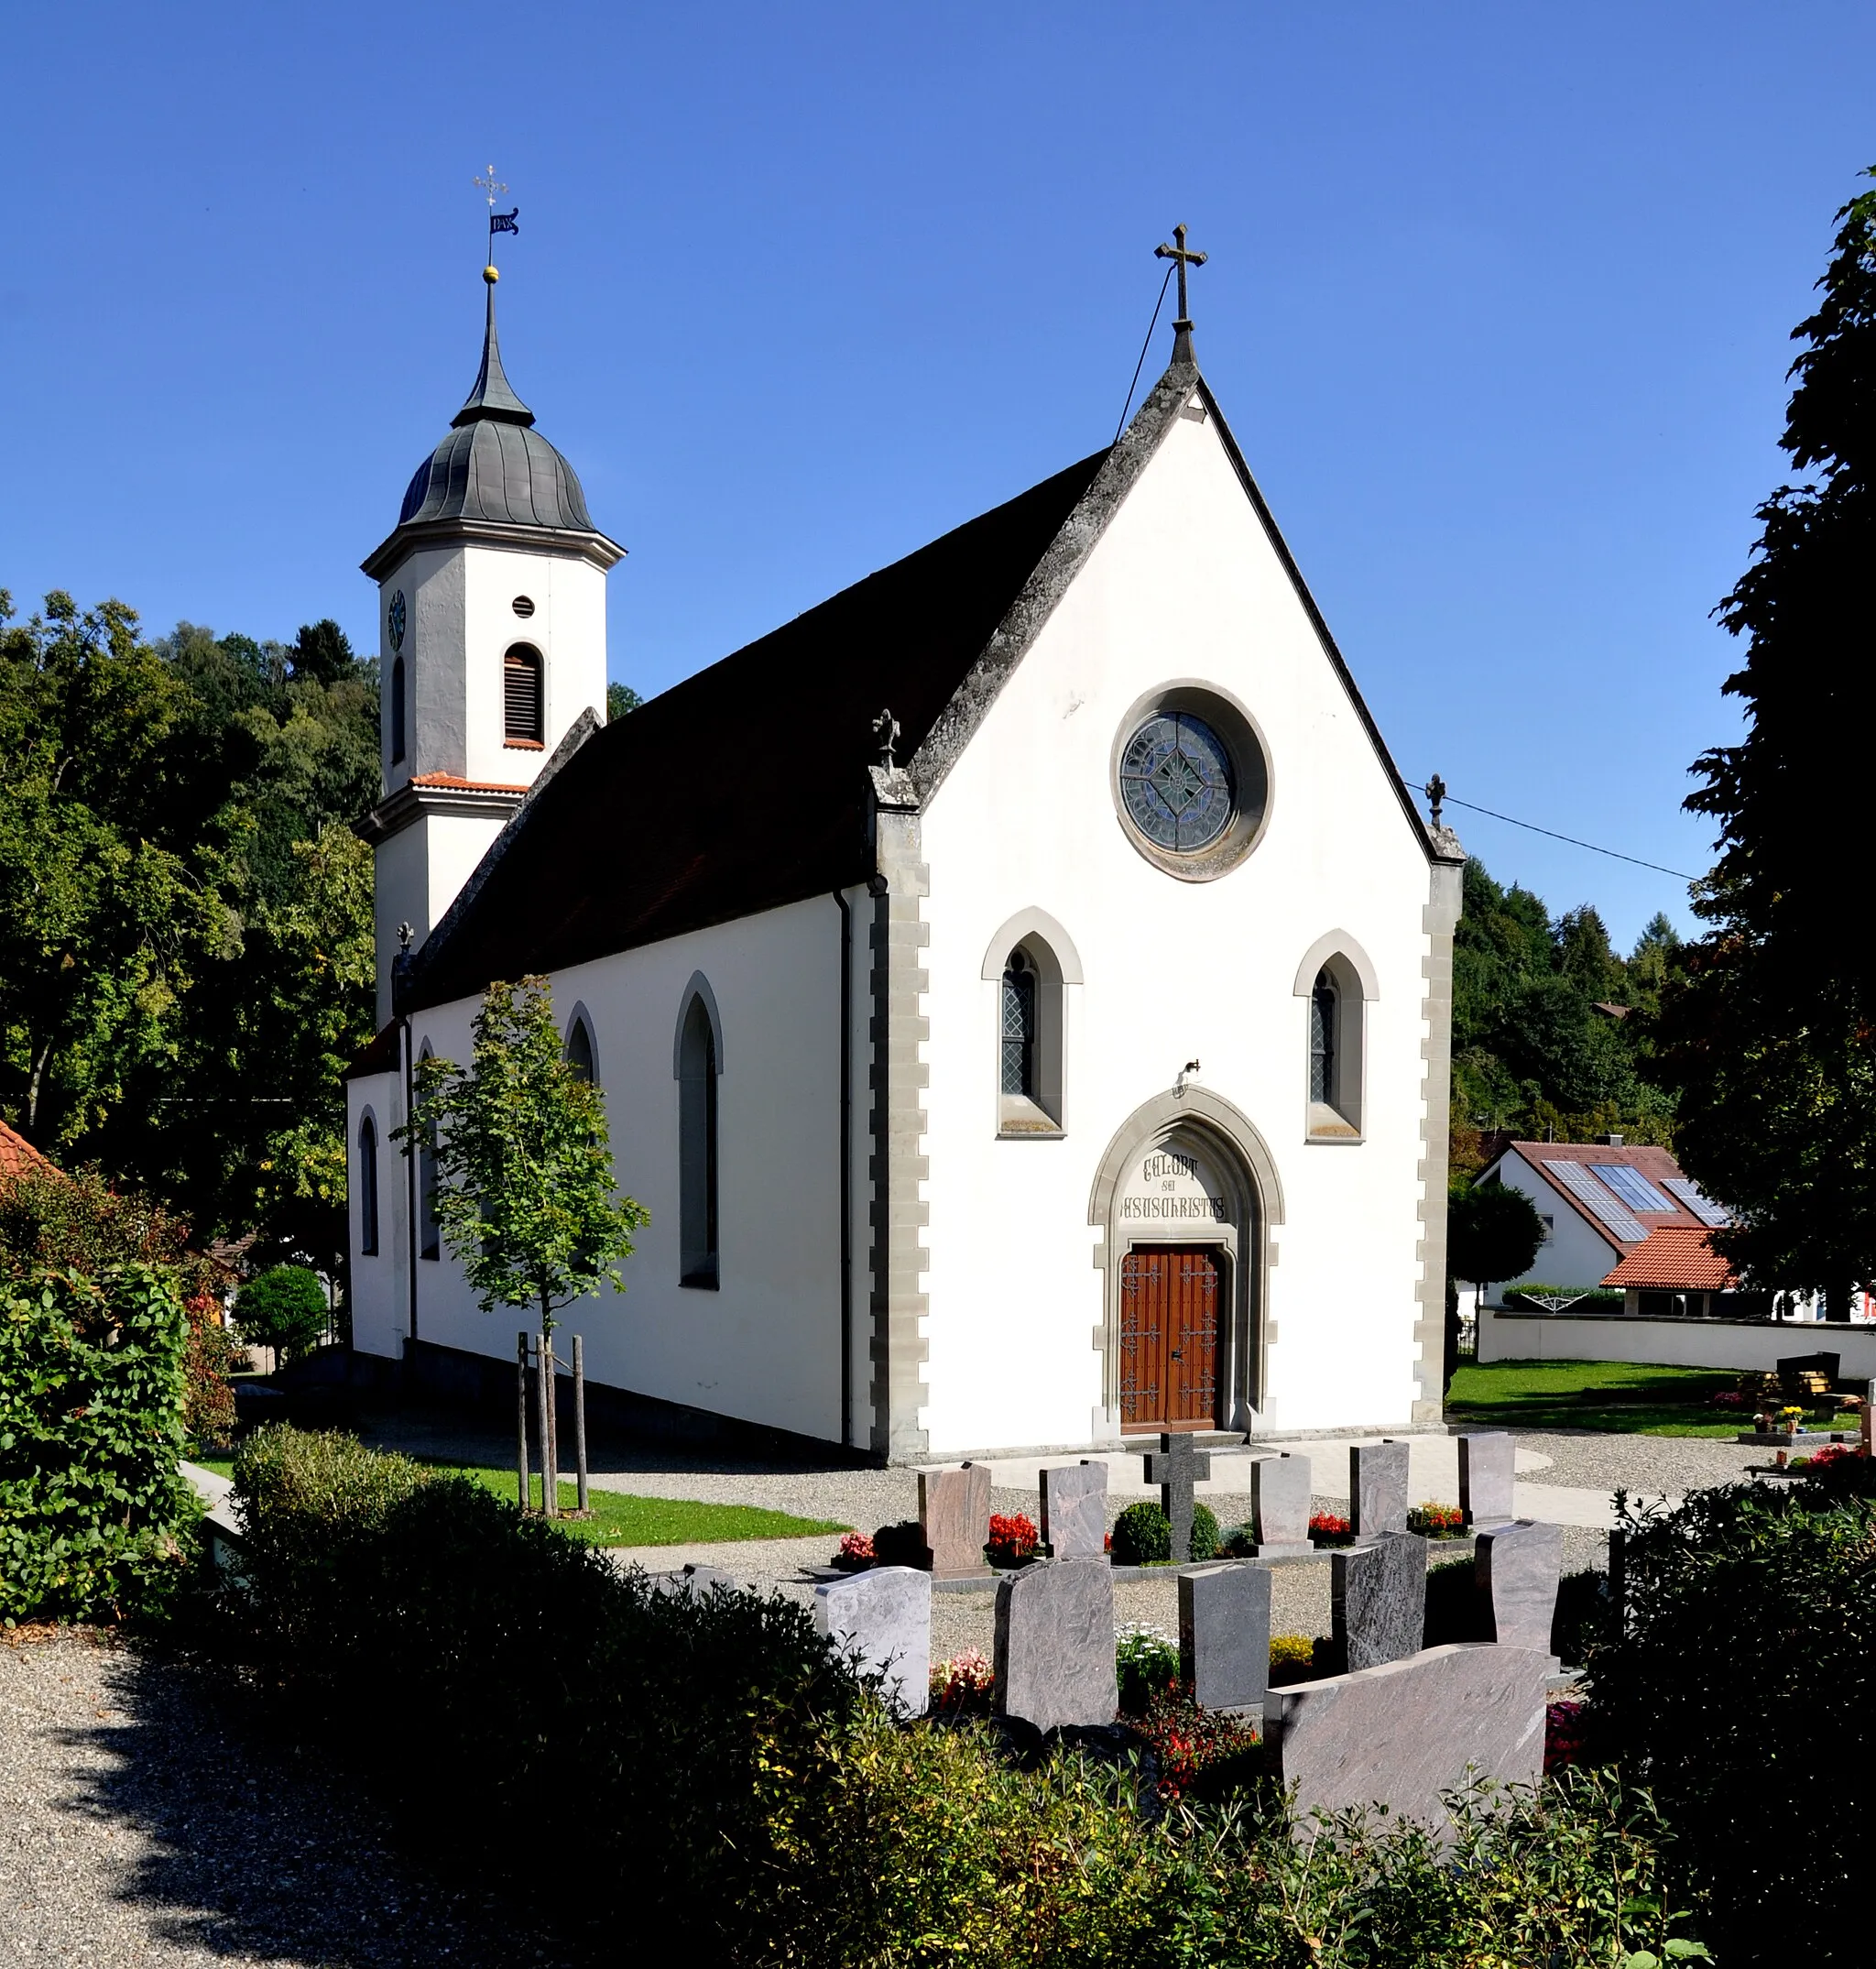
top-left (1119, 1245), bottom-right (1222, 1431)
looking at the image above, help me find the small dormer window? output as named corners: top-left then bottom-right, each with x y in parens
top-left (504, 643), bottom-right (544, 746)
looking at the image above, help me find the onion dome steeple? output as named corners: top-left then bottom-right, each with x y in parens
top-left (365, 267), bottom-right (620, 571)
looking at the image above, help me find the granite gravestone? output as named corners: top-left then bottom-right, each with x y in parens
top-left (994, 1558), bottom-right (1118, 1732)
top-left (1041, 1460), bottom-right (1108, 1560)
top-left (1144, 1431), bottom-right (1212, 1562)
top-left (919, 1462), bottom-right (992, 1581)
top-left (1475, 1519), bottom-right (1563, 1660)
top-left (1333, 1529), bottom-right (1428, 1671)
top-left (815, 1565), bottom-right (933, 1716)
top-left (1179, 1562), bottom-right (1271, 1712)
top-left (1271, 1643), bottom-right (1551, 1832)
top-left (1350, 1440), bottom-right (1410, 1542)
top-left (1457, 1432), bottom-right (1516, 1528)
top-left (1250, 1452), bottom-right (1314, 1557)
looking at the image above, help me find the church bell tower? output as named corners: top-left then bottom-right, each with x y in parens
top-left (358, 265), bottom-right (625, 1023)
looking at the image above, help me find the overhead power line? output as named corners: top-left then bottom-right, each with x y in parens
top-left (1425, 785), bottom-right (1702, 883)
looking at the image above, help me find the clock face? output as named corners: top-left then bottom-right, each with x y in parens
top-left (1118, 712), bottom-right (1234, 853)
top-left (387, 590), bottom-right (407, 652)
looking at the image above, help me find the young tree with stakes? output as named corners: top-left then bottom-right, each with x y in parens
top-left (398, 977), bottom-right (647, 1515)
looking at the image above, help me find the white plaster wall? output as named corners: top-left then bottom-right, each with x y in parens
top-left (373, 806), bottom-right (510, 1027)
top-left (917, 397), bottom-right (1438, 1453)
top-left (376, 541), bottom-right (608, 794)
top-left (1490, 1152), bottom-right (1621, 1291)
top-left (1478, 1307), bottom-right (1876, 1375)
top-left (346, 1069), bottom-right (407, 1360)
top-left (395, 896), bottom-right (848, 1443)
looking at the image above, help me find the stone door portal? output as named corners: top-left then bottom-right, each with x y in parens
top-left (1118, 1244), bottom-right (1222, 1432)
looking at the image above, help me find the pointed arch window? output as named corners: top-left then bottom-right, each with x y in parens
top-left (390, 656), bottom-right (407, 765)
top-left (504, 643), bottom-right (544, 745)
top-left (1000, 952), bottom-right (1038, 1099)
top-left (565, 1013), bottom-right (595, 1086)
top-left (1309, 969), bottom-right (1337, 1106)
top-left (417, 1044), bottom-right (441, 1259)
top-left (358, 1113), bottom-right (380, 1256)
top-left (678, 992), bottom-right (719, 1288)
top-left (1298, 948), bottom-right (1368, 1142)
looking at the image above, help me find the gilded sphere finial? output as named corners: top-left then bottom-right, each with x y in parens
top-left (483, 264), bottom-right (500, 284)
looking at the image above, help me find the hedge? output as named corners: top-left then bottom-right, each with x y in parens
top-left (1592, 1469), bottom-right (1876, 1962)
top-left (215, 1426), bottom-right (1705, 1964)
top-left (0, 1263), bottom-right (198, 1624)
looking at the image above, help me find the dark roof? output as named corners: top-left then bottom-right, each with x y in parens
top-left (392, 285), bottom-right (598, 537)
top-left (403, 447), bottom-right (1107, 1012)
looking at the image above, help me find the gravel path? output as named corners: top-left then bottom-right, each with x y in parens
top-left (0, 1629), bottom-right (585, 1968)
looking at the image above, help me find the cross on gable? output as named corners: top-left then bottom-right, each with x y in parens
top-left (1143, 1429), bottom-right (1212, 1563)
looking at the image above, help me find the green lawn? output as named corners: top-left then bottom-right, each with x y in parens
top-left (186, 1455), bottom-right (848, 1548)
top-left (1446, 1357), bottom-right (1843, 1437)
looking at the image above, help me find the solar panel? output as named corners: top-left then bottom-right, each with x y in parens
top-left (1587, 1162), bottom-right (1675, 1214)
top-left (1663, 1177), bottom-right (1730, 1228)
top-left (1541, 1160), bottom-right (1649, 1242)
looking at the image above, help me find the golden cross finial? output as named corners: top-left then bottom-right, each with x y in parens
top-left (474, 166), bottom-right (518, 280)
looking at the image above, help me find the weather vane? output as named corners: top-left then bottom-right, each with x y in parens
top-left (474, 164), bottom-right (519, 281)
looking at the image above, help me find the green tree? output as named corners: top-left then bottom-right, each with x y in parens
top-left (1664, 169), bottom-right (1876, 1315)
top-left (399, 978), bottom-right (647, 1515)
top-left (605, 681), bottom-right (641, 720)
top-left (235, 1263), bottom-right (330, 1362)
top-left (1445, 1178), bottom-right (1546, 1389)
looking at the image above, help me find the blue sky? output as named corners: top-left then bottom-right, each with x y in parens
top-left (7, 4), bottom-right (1871, 946)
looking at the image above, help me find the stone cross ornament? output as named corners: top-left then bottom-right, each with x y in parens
top-left (1144, 1429), bottom-right (1211, 1563)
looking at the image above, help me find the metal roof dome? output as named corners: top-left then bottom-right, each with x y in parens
top-left (393, 285), bottom-right (597, 535)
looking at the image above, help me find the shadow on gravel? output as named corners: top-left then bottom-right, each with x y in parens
top-left (61, 1645), bottom-right (594, 1968)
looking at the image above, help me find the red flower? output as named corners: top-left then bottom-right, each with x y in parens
top-left (987, 1513), bottom-right (1039, 1565)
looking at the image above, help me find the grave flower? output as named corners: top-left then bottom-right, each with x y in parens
top-left (1308, 1511), bottom-right (1354, 1548)
top-left (985, 1512), bottom-right (1038, 1567)
top-left (929, 1647), bottom-right (994, 1716)
top-left (1406, 1502), bottom-right (1466, 1539)
top-left (831, 1530), bottom-right (875, 1571)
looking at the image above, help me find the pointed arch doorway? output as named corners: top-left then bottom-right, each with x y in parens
top-left (1088, 1090), bottom-right (1283, 1437)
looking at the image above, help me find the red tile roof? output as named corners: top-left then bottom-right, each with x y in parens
top-left (0, 1119), bottom-right (55, 1180)
top-left (409, 773), bottom-right (531, 793)
top-left (1603, 1225), bottom-right (1738, 1291)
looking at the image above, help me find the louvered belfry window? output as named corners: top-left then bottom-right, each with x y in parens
top-left (504, 643), bottom-right (544, 744)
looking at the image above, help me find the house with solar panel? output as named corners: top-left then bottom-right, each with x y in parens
top-left (344, 259), bottom-right (1469, 1462)
top-left (1476, 1137), bottom-right (1738, 1300)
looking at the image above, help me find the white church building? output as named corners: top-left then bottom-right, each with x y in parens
top-left (344, 264), bottom-right (1465, 1463)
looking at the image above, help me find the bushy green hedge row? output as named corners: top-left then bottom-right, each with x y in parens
top-left (221, 1426), bottom-right (1702, 1965)
top-left (1592, 1467), bottom-right (1876, 1963)
top-left (0, 1264), bottom-right (198, 1624)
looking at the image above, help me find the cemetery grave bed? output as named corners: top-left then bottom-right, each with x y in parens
top-left (191, 1457), bottom-right (848, 1548)
top-left (1447, 1357), bottom-right (1811, 1436)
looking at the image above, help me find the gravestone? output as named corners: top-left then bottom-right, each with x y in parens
top-left (919, 1461), bottom-right (992, 1580)
top-left (1041, 1460), bottom-right (1108, 1559)
top-left (1143, 1431), bottom-right (1212, 1562)
top-left (814, 1565), bottom-right (933, 1717)
top-left (1333, 1530), bottom-right (1428, 1671)
top-left (1271, 1643), bottom-right (1551, 1831)
top-left (1350, 1439), bottom-right (1410, 1541)
top-left (1179, 1561), bottom-right (1271, 1712)
top-left (1249, 1452), bottom-right (1314, 1557)
top-left (1457, 1432), bottom-right (1516, 1528)
top-left (994, 1558), bottom-right (1118, 1732)
top-left (1475, 1519), bottom-right (1563, 1659)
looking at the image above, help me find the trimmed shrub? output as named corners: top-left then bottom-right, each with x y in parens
top-left (1268, 1633), bottom-right (1317, 1687)
top-left (0, 1264), bottom-right (197, 1624)
top-left (1189, 1500), bottom-right (1220, 1561)
top-left (870, 1518), bottom-right (925, 1568)
top-left (1591, 1474), bottom-right (1876, 1959)
top-left (235, 1264), bottom-right (329, 1362)
top-left (1423, 1554), bottom-right (1485, 1647)
top-left (1111, 1500), bottom-right (1170, 1564)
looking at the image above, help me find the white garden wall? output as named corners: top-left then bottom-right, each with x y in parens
top-left (1478, 1306), bottom-right (1876, 1376)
